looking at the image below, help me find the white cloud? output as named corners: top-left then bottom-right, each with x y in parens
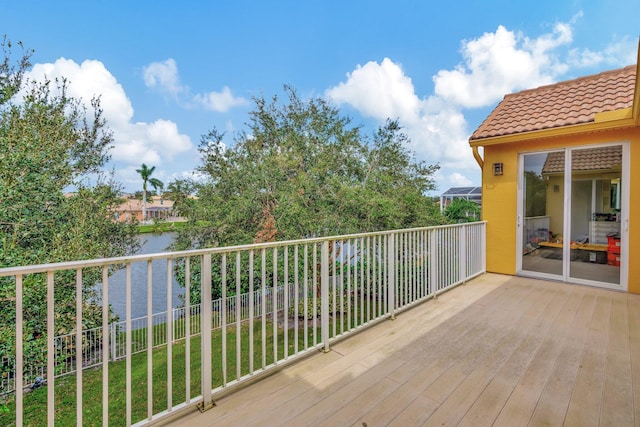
top-left (568, 36), bottom-right (637, 69)
top-left (433, 24), bottom-right (572, 108)
top-left (448, 172), bottom-right (473, 187)
top-left (431, 168), bottom-right (481, 194)
top-left (326, 58), bottom-right (420, 122)
top-left (169, 169), bottom-right (207, 185)
top-left (567, 48), bottom-right (604, 68)
top-left (143, 58), bottom-right (248, 112)
top-left (325, 59), bottom-right (477, 175)
top-left (25, 58), bottom-right (193, 168)
top-left (142, 58), bottom-right (184, 97)
top-left (28, 58), bottom-right (134, 126)
top-left (111, 119), bottom-right (191, 165)
top-left (602, 37), bottom-right (638, 66)
top-left (433, 19), bottom-right (636, 110)
top-left (194, 86), bottom-right (249, 112)
top-left (325, 17), bottom-right (633, 193)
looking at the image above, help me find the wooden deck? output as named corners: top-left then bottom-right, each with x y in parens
top-left (167, 273), bottom-right (640, 426)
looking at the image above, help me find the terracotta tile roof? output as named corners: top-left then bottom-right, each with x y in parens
top-left (116, 196), bottom-right (174, 212)
top-left (541, 152), bottom-right (565, 174)
top-left (470, 65), bottom-right (637, 142)
top-left (541, 145), bottom-right (622, 174)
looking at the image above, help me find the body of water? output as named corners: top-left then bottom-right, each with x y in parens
top-left (101, 232), bottom-right (182, 321)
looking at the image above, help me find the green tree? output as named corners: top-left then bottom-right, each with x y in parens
top-left (173, 86), bottom-right (445, 302)
top-left (180, 87), bottom-right (443, 247)
top-left (444, 198), bottom-right (481, 223)
top-left (164, 178), bottom-right (195, 217)
top-left (524, 170), bottom-right (546, 217)
top-left (136, 163), bottom-right (164, 221)
top-left (0, 37), bottom-right (138, 380)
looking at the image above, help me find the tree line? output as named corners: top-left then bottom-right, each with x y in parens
top-left (0, 37), bottom-right (138, 380)
top-left (0, 37), bottom-right (477, 380)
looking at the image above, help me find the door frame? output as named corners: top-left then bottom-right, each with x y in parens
top-left (516, 141), bottom-right (629, 291)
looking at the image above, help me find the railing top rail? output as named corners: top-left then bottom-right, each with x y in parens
top-left (0, 221), bottom-right (486, 277)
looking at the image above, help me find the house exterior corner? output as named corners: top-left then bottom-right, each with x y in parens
top-left (471, 61), bottom-right (640, 294)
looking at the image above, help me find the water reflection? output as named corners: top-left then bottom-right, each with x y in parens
top-left (101, 232), bottom-right (182, 321)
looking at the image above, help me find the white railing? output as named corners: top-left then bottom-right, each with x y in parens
top-left (107, 283), bottom-right (301, 361)
top-left (1, 281), bottom-right (307, 395)
top-left (0, 222), bottom-right (485, 426)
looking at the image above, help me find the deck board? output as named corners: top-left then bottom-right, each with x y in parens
top-left (167, 274), bottom-right (640, 427)
top-left (629, 293), bottom-right (640, 426)
top-left (527, 290), bottom-right (596, 425)
top-left (457, 285), bottom-right (566, 426)
top-left (425, 278), bottom-right (564, 426)
top-left (600, 294), bottom-right (634, 426)
top-left (563, 294), bottom-right (611, 427)
top-left (491, 287), bottom-right (575, 427)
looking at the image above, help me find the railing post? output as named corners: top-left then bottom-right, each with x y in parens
top-left (16, 275), bottom-right (23, 427)
top-left (387, 233), bottom-right (395, 320)
top-left (166, 259), bottom-right (173, 411)
top-left (146, 260), bottom-right (153, 420)
top-left (199, 253), bottom-right (215, 412)
top-left (429, 230), bottom-right (437, 296)
top-left (110, 323), bottom-right (116, 362)
top-left (125, 263), bottom-right (132, 426)
top-left (481, 222), bottom-right (487, 273)
top-left (47, 271), bottom-right (55, 426)
top-left (101, 267), bottom-right (109, 426)
top-left (321, 240), bottom-right (330, 352)
top-left (459, 225), bottom-right (467, 283)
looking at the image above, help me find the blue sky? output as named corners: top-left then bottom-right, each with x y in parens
top-left (1, 1), bottom-right (638, 194)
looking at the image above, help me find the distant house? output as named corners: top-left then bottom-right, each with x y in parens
top-left (469, 55), bottom-right (640, 294)
top-left (439, 186), bottom-right (482, 212)
top-left (114, 196), bottom-right (176, 223)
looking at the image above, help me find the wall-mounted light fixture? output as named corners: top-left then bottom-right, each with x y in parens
top-left (493, 162), bottom-right (503, 176)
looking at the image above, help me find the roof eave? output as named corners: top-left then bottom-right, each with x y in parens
top-left (633, 42), bottom-right (640, 124)
top-left (469, 108), bottom-right (636, 147)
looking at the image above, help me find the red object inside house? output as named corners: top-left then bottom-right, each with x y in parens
top-left (607, 235), bottom-right (621, 266)
top-left (607, 235), bottom-right (621, 254)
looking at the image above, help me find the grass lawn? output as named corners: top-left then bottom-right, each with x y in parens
top-left (2, 292), bottom-right (383, 426)
top-left (2, 318), bottom-right (323, 426)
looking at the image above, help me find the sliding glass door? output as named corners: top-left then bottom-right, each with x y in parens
top-left (569, 146), bottom-right (622, 285)
top-left (518, 144), bottom-right (626, 289)
top-left (519, 151), bottom-right (564, 278)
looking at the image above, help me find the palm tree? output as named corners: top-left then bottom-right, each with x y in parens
top-left (136, 163), bottom-right (164, 222)
top-left (165, 179), bottom-right (194, 217)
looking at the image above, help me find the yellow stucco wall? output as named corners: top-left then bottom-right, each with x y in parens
top-left (481, 143), bottom-right (518, 275)
top-left (480, 128), bottom-right (640, 294)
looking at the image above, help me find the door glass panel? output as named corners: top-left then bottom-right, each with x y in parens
top-left (521, 152), bottom-right (564, 276)
top-left (569, 146), bottom-right (621, 284)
